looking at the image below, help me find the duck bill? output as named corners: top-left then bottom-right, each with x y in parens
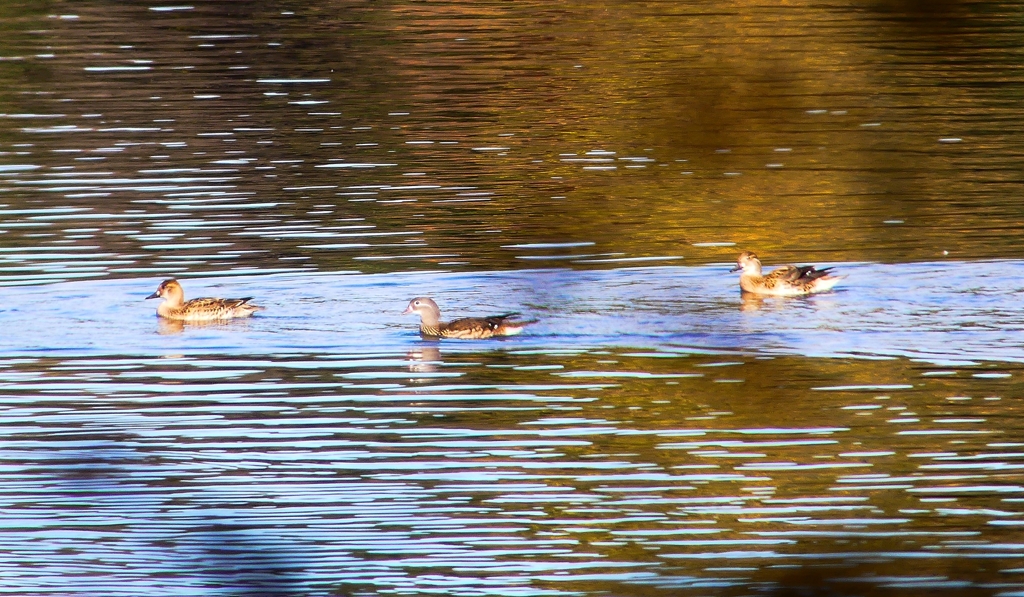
top-left (145, 291), bottom-right (160, 300)
top-left (729, 265), bottom-right (742, 273)
top-left (402, 305), bottom-right (414, 315)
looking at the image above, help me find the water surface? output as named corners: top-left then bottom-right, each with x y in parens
top-left (2, 1), bottom-right (1024, 596)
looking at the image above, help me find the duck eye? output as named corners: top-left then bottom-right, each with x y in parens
top-left (414, 301), bottom-right (420, 306)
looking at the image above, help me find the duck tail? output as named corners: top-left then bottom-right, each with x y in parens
top-left (812, 275), bottom-right (845, 293)
top-left (496, 317), bottom-right (538, 336)
top-left (234, 297), bottom-right (264, 310)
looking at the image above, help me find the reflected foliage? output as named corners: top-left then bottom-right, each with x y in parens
top-left (0, 1), bottom-right (1021, 285)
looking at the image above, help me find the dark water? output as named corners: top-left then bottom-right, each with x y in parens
top-left (3, 1), bottom-right (1024, 596)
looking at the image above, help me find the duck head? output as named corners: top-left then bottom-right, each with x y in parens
top-left (730, 251), bottom-right (763, 275)
top-left (146, 279), bottom-right (185, 306)
top-left (403, 297), bottom-right (441, 326)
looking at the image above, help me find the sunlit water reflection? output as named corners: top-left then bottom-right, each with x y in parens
top-left (1, 0), bottom-right (1024, 282)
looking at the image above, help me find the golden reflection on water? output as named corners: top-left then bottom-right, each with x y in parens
top-left (0, 1), bottom-right (1020, 285)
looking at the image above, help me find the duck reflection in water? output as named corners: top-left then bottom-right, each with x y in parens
top-left (740, 292), bottom-right (771, 312)
top-left (739, 290), bottom-right (841, 313)
top-left (407, 344), bottom-right (442, 375)
top-left (738, 292), bottom-right (803, 312)
top-left (156, 317), bottom-right (256, 336)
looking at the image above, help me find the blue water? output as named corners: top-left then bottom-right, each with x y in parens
top-left (2, 260), bottom-right (1022, 364)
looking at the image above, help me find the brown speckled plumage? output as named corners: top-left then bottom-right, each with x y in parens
top-left (146, 279), bottom-right (263, 321)
top-left (730, 251), bottom-right (844, 296)
top-left (403, 297), bottom-right (532, 339)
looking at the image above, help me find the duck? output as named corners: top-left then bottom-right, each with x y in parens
top-left (730, 251), bottom-right (844, 296)
top-left (145, 279), bottom-right (263, 321)
top-left (403, 297), bottom-right (533, 339)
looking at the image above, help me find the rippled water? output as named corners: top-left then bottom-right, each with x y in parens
top-left (3, 1), bottom-right (1024, 596)
top-left (5, 266), bottom-right (1024, 596)
top-left (4, 262), bottom-right (1024, 364)
top-left (4, 322), bottom-right (1024, 596)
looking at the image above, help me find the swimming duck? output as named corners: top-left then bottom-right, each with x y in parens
top-left (146, 279), bottom-right (263, 321)
top-left (403, 297), bottom-right (532, 339)
top-left (730, 251), bottom-right (843, 296)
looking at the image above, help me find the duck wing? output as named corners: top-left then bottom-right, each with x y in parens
top-left (185, 297), bottom-right (255, 309)
top-left (179, 297), bottom-right (263, 319)
top-left (441, 313), bottom-right (525, 339)
top-left (793, 265), bottom-right (835, 282)
top-left (773, 264), bottom-right (835, 283)
top-left (227, 297), bottom-right (257, 308)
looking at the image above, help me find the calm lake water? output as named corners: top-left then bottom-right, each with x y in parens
top-left (2, 1), bottom-right (1024, 596)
